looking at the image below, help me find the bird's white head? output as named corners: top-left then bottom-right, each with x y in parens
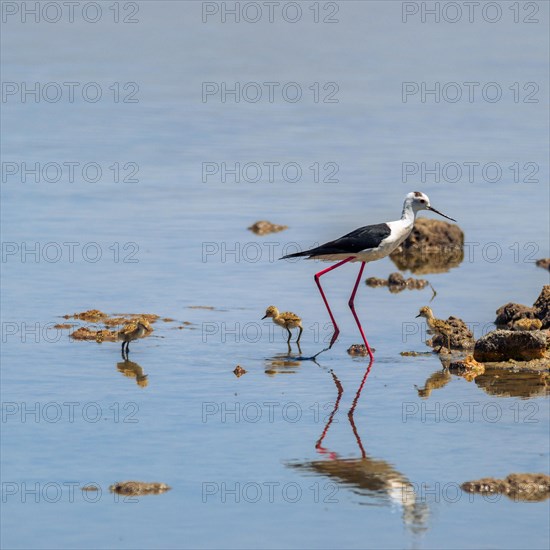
top-left (404, 191), bottom-right (456, 222)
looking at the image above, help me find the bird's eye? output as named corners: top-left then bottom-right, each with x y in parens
top-left (419, 199), bottom-right (426, 203)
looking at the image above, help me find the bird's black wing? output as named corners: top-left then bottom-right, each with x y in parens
top-left (281, 223), bottom-right (391, 259)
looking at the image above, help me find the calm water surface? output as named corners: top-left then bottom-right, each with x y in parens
top-left (1, 2), bottom-right (549, 549)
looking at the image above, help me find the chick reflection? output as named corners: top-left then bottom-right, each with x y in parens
top-left (264, 352), bottom-right (302, 376)
top-left (416, 368), bottom-right (451, 398)
top-left (116, 359), bottom-right (148, 388)
top-left (288, 362), bottom-right (428, 533)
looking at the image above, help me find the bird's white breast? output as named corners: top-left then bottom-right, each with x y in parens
top-left (350, 219), bottom-right (413, 262)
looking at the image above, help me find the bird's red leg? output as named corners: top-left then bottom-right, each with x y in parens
top-left (314, 257), bottom-right (353, 348)
top-left (348, 262), bottom-right (374, 361)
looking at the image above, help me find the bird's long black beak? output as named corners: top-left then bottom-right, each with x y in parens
top-left (415, 314), bottom-right (421, 318)
top-left (426, 205), bottom-right (456, 222)
top-left (261, 315), bottom-right (268, 320)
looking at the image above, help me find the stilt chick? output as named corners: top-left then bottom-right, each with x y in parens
top-left (416, 306), bottom-right (452, 353)
top-left (118, 320), bottom-right (152, 358)
top-left (262, 306), bottom-right (303, 346)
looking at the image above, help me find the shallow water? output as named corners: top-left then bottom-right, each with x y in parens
top-left (1, 1), bottom-right (549, 549)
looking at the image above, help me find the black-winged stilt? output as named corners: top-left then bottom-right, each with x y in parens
top-left (281, 191), bottom-right (456, 360)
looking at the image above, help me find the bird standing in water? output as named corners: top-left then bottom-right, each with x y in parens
top-left (262, 306), bottom-right (303, 350)
top-left (416, 306), bottom-right (453, 353)
top-left (281, 192), bottom-right (456, 360)
top-left (118, 320), bottom-right (152, 359)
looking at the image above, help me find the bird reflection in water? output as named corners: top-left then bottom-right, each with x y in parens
top-left (288, 360), bottom-right (429, 534)
top-left (264, 350), bottom-right (319, 376)
top-left (116, 359), bottom-right (148, 387)
top-left (415, 368), bottom-right (452, 398)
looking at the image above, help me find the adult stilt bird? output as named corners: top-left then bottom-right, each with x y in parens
top-left (280, 192), bottom-right (456, 361)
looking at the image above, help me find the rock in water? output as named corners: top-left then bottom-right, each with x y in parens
top-left (233, 365), bottom-right (247, 377)
top-left (430, 316), bottom-right (475, 350)
top-left (533, 285), bottom-right (550, 328)
top-left (449, 355), bottom-right (485, 381)
top-left (474, 330), bottom-right (548, 362)
top-left (347, 344), bottom-right (372, 356)
top-left (495, 302), bottom-right (537, 327)
top-left (495, 285), bottom-right (550, 329)
top-left (248, 221), bottom-right (288, 235)
top-left (390, 218), bottom-right (464, 274)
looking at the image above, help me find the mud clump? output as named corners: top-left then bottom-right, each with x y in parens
top-left (461, 473), bottom-right (550, 502)
top-left (103, 314), bottom-right (159, 328)
top-left (474, 329), bottom-right (548, 362)
top-left (70, 327), bottom-right (118, 342)
top-left (175, 321), bottom-right (194, 330)
top-left (495, 285), bottom-right (550, 329)
top-left (66, 311), bottom-right (160, 342)
top-left (390, 218), bottom-right (464, 274)
top-left (64, 309), bottom-right (107, 323)
top-left (347, 344), bottom-right (374, 356)
top-left (54, 323), bottom-right (74, 330)
top-left (233, 365), bottom-right (247, 377)
top-left (109, 481), bottom-right (171, 496)
top-left (366, 272), bottom-right (430, 293)
top-left (536, 258), bottom-right (550, 271)
top-left (449, 355), bottom-right (485, 381)
top-left (248, 220), bottom-right (288, 236)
